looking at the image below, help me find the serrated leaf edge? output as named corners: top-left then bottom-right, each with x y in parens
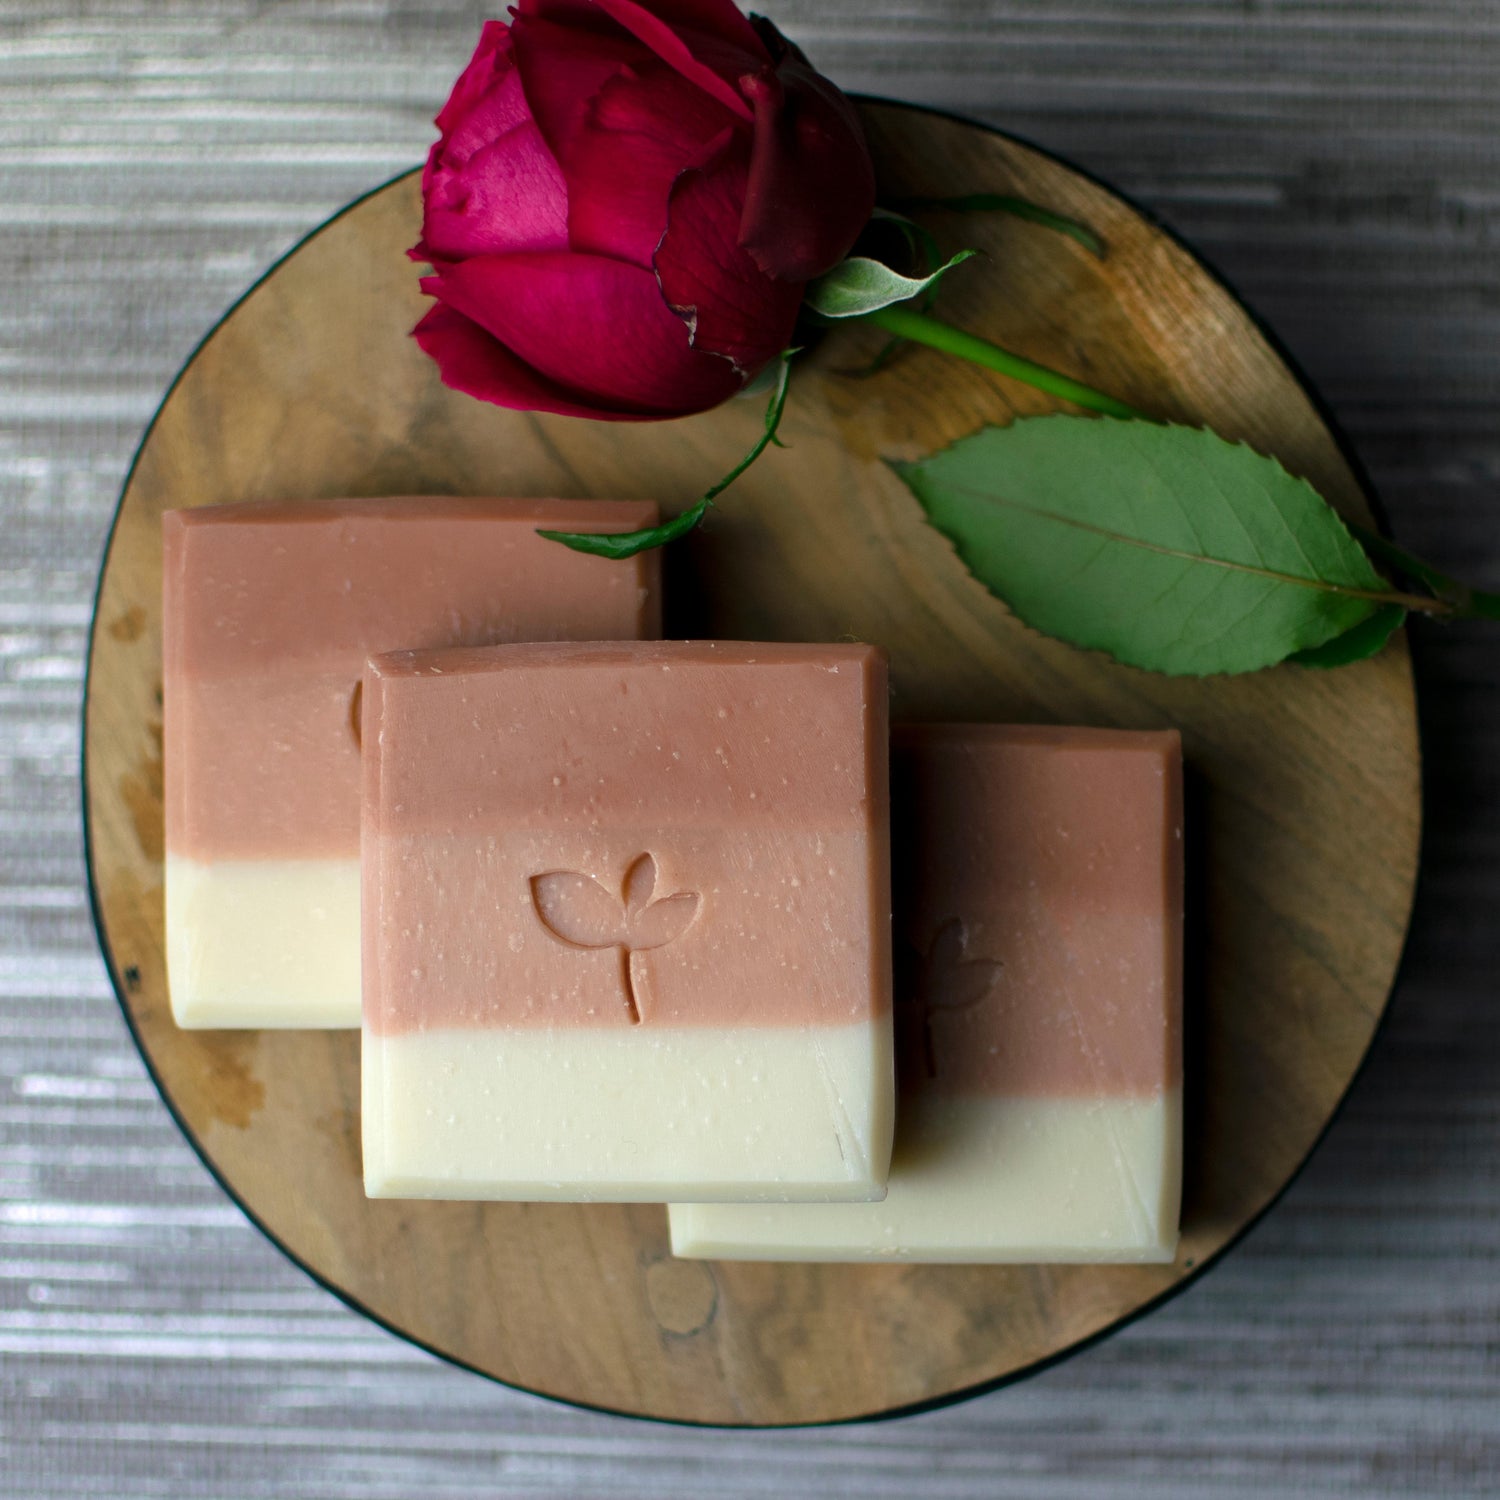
top-left (892, 417), bottom-right (1397, 677)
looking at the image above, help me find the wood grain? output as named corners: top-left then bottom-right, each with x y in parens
top-left (81, 102), bottom-right (1420, 1426)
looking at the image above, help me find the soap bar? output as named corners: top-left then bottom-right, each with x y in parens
top-left (670, 723), bottom-right (1182, 1262)
top-left (360, 640), bottom-right (894, 1203)
top-left (162, 496), bottom-right (659, 1029)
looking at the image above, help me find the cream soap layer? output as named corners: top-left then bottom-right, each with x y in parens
top-left (362, 1020), bottom-right (893, 1202)
top-left (669, 1088), bottom-right (1181, 1262)
top-left (165, 854), bottom-right (359, 1029)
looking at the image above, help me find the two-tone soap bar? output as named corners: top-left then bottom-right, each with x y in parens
top-left (670, 723), bottom-right (1183, 1262)
top-left (162, 496), bottom-right (659, 1029)
top-left (360, 640), bottom-right (894, 1203)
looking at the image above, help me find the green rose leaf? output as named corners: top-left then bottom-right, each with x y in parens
top-left (805, 250), bottom-right (975, 320)
top-left (538, 496), bottom-right (711, 560)
top-left (1289, 603), bottom-right (1406, 668)
top-left (894, 417), bottom-right (1398, 676)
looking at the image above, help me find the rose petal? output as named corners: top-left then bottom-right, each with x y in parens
top-left (425, 253), bottom-right (745, 417)
top-left (587, 0), bottom-right (760, 117)
top-left (433, 20), bottom-right (513, 139)
top-left (562, 64), bottom-right (741, 266)
top-left (440, 47), bottom-right (532, 167)
top-left (655, 151), bottom-right (802, 376)
top-left (590, 0), bottom-right (767, 57)
top-left (510, 10), bottom-right (649, 161)
top-left (413, 303), bottom-right (668, 421)
top-left (420, 118), bottom-right (569, 260)
top-left (415, 26), bottom-right (570, 261)
top-left (518, 0), bottom-right (763, 50)
top-left (737, 18), bottom-right (875, 281)
top-left (423, 27), bottom-right (528, 212)
top-left (518, 0), bottom-right (764, 117)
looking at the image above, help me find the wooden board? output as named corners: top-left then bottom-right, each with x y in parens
top-left (82, 101), bottom-right (1421, 1427)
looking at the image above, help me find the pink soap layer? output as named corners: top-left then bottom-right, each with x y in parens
top-left (363, 641), bottom-right (891, 1033)
top-left (893, 724), bottom-right (1182, 1099)
top-left (163, 497), bottom-right (659, 859)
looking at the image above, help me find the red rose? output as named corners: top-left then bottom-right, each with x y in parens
top-left (411, 0), bottom-right (875, 420)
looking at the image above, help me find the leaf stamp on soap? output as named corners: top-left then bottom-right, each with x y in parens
top-left (530, 871), bottom-right (629, 949)
top-left (898, 918), bottom-right (1000, 1079)
top-left (530, 854), bottom-right (700, 1024)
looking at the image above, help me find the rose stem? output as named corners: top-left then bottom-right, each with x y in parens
top-left (1351, 524), bottom-right (1500, 621)
top-left (860, 303), bottom-right (1144, 420)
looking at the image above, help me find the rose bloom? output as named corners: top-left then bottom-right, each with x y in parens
top-left (411, 0), bottom-right (875, 420)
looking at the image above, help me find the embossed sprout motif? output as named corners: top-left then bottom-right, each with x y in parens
top-left (900, 918), bottom-right (1001, 1078)
top-left (529, 854), bottom-right (700, 1024)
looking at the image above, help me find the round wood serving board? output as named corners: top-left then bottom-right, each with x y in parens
top-left (84, 101), bottom-right (1421, 1426)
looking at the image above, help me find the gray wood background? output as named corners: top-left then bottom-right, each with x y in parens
top-left (2, 1), bottom-right (1497, 1494)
